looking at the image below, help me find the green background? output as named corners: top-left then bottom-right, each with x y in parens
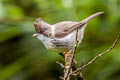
top-left (0, 0), bottom-right (120, 80)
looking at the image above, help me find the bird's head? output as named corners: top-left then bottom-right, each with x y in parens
top-left (32, 17), bottom-right (50, 38)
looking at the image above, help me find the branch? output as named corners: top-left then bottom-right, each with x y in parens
top-left (70, 32), bottom-right (120, 75)
top-left (56, 61), bottom-right (65, 69)
top-left (63, 30), bottom-right (79, 80)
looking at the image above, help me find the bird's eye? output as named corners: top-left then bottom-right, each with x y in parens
top-left (42, 28), bottom-right (47, 32)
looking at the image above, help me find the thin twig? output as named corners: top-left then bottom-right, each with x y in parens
top-left (72, 62), bottom-right (85, 80)
top-left (77, 62), bottom-right (85, 80)
top-left (56, 61), bottom-right (65, 69)
top-left (63, 49), bottom-right (73, 80)
top-left (78, 72), bottom-right (84, 80)
top-left (63, 30), bottom-right (79, 80)
top-left (70, 32), bottom-right (120, 75)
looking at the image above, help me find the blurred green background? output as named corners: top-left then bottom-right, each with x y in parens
top-left (0, 0), bottom-right (120, 80)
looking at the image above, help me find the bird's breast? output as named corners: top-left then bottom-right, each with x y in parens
top-left (37, 25), bottom-right (86, 53)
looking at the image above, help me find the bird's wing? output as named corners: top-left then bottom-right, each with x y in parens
top-left (54, 21), bottom-right (85, 38)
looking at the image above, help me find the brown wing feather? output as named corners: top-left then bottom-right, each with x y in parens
top-left (54, 21), bottom-right (84, 38)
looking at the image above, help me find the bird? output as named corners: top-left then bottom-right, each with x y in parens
top-left (32, 12), bottom-right (104, 53)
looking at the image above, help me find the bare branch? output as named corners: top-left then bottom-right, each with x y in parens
top-left (56, 61), bottom-right (65, 69)
top-left (70, 32), bottom-right (120, 75)
top-left (63, 30), bottom-right (79, 80)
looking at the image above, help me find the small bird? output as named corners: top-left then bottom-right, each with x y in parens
top-left (32, 12), bottom-right (104, 53)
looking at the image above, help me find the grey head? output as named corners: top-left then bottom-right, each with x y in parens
top-left (32, 18), bottom-right (51, 37)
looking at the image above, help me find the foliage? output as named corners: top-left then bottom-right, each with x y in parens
top-left (0, 0), bottom-right (120, 80)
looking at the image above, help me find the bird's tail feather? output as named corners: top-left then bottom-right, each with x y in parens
top-left (68, 12), bottom-right (104, 34)
top-left (81, 12), bottom-right (104, 23)
top-left (70, 12), bottom-right (104, 31)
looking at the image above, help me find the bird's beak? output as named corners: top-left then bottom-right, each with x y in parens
top-left (32, 33), bottom-right (39, 38)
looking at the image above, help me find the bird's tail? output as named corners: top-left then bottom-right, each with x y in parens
top-left (70, 12), bottom-right (104, 31)
top-left (81, 12), bottom-right (104, 23)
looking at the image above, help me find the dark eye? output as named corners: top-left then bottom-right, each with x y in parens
top-left (41, 28), bottom-right (47, 32)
